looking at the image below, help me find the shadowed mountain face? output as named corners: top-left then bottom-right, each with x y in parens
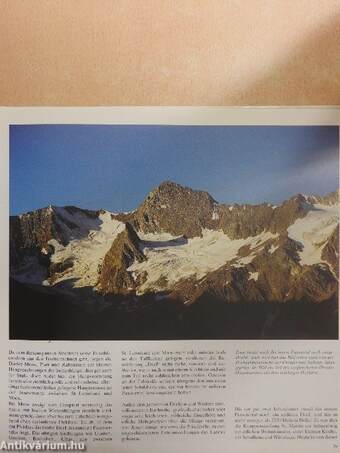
top-left (9, 181), bottom-right (339, 340)
top-left (98, 223), bottom-right (145, 295)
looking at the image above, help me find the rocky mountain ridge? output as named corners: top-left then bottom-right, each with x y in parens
top-left (10, 181), bottom-right (339, 307)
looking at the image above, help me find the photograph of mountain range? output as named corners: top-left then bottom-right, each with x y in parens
top-left (9, 125), bottom-right (339, 340)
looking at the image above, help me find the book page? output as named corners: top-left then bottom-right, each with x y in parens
top-left (0, 107), bottom-right (339, 453)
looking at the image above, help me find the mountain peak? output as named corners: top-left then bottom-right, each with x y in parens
top-left (148, 180), bottom-right (216, 203)
top-left (158, 180), bottom-right (180, 189)
top-left (127, 180), bottom-right (217, 238)
top-left (289, 189), bottom-right (339, 207)
top-left (151, 180), bottom-right (190, 194)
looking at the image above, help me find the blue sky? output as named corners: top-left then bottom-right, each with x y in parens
top-left (10, 125), bottom-right (339, 215)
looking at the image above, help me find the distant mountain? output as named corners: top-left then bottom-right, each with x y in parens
top-left (9, 182), bottom-right (339, 340)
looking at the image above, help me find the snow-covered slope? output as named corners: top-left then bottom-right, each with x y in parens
top-left (11, 208), bottom-right (125, 288)
top-left (129, 230), bottom-right (277, 294)
top-left (48, 211), bottom-right (124, 287)
top-left (287, 202), bottom-right (338, 266)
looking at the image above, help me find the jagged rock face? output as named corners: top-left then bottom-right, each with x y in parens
top-left (9, 181), bottom-right (339, 308)
top-left (10, 205), bottom-right (100, 256)
top-left (216, 195), bottom-right (324, 240)
top-left (116, 181), bottom-right (217, 238)
top-left (268, 195), bottom-right (312, 234)
top-left (98, 223), bottom-right (145, 295)
top-left (289, 265), bottom-right (337, 303)
top-left (10, 207), bottom-right (53, 267)
top-left (215, 203), bottom-right (274, 239)
top-left (311, 189), bottom-right (339, 206)
top-left (322, 225), bottom-right (339, 276)
top-left (116, 183), bottom-right (323, 241)
top-left (10, 205), bottom-right (104, 285)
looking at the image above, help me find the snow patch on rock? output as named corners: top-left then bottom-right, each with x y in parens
top-left (268, 244), bottom-right (279, 254)
top-left (231, 255), bottom-right (256, 268)
top-left (212, 207), bottom-right (219, 220)
top-left (287, 203), bottom-right (339, 266)
top-left (248, 271), bottom-right (259, 281)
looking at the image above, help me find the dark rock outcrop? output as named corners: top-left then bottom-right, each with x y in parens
top-left (322, 225), bottom-right (339, 276)
top-left (98, 223), bottom-right (145, 295)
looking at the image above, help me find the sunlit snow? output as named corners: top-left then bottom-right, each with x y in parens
top-left (212, 209), bottom-right (219, 220)
top-left (248, 271), bottom-right (259, 281)
top-left (128, 229), bottom-right (277, 294)
top-left (287, 203), bottom-right (339, 266)
top-left (49, 211), bottom-right (125, 287)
